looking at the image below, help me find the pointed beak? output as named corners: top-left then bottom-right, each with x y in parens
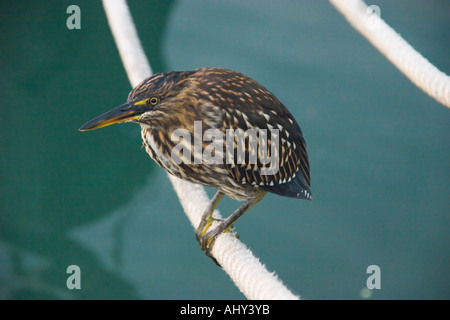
top-left (79, 102), bottom-right (144, 131)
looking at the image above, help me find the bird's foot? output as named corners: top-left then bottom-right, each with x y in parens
top-left (195, 217), bottom-right (238, 265)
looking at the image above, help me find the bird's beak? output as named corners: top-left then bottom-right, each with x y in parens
top-left (79, 102), bottom-right (144, 131)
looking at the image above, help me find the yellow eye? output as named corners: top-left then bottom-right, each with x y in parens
top-left (148, 97), bottom-right (159, 106)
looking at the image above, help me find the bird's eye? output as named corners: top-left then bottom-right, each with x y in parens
top-left (148, 97), bottom-right (159, 106)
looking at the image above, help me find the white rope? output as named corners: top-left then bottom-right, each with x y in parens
top-left (330, 0), bottom-right (450, 109)
top-left (102, 0), bottom-right (299, 300)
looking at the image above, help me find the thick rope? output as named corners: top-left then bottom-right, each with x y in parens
top-left (102, 0), bottom-right (299, 300)
top-left (330, 0), bottom-right (450, 109)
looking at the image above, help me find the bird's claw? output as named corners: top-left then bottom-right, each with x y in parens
top-left (195, 217), bottom-right (238, 266)
top-left (200, 229), bottom-right (219, 260)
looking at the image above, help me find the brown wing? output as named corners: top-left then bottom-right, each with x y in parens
top-left (195, 68), bottom-right (311, 199)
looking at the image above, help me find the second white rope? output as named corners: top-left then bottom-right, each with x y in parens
top-left (330, 0), bottom-right (450, 108)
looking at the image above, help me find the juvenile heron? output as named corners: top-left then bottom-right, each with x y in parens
top-left (80, 67), bottom-right (311, 261)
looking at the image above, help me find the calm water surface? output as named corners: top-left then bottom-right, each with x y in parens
top-left (1, 0), bottom-right (449, 299)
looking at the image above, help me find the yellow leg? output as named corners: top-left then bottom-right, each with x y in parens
top-left (199, 190), bottom-right (266, 263)
top-left (195, 191), bottom-right (224, 243)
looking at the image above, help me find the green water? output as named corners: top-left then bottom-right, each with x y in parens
top-left (1, 0), bottom-right (449, 299)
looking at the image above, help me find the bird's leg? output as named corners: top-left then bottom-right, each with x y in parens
top-left (195, 191), bottom-right (225, 243)
top-left (199, 191), bottom-right (266, 261)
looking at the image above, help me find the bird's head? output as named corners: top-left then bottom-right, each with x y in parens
top-left (79, 71), bottom-right (193, 131)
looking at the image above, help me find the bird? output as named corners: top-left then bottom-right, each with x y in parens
top-left (79, 67), bottom-right (311, 262)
